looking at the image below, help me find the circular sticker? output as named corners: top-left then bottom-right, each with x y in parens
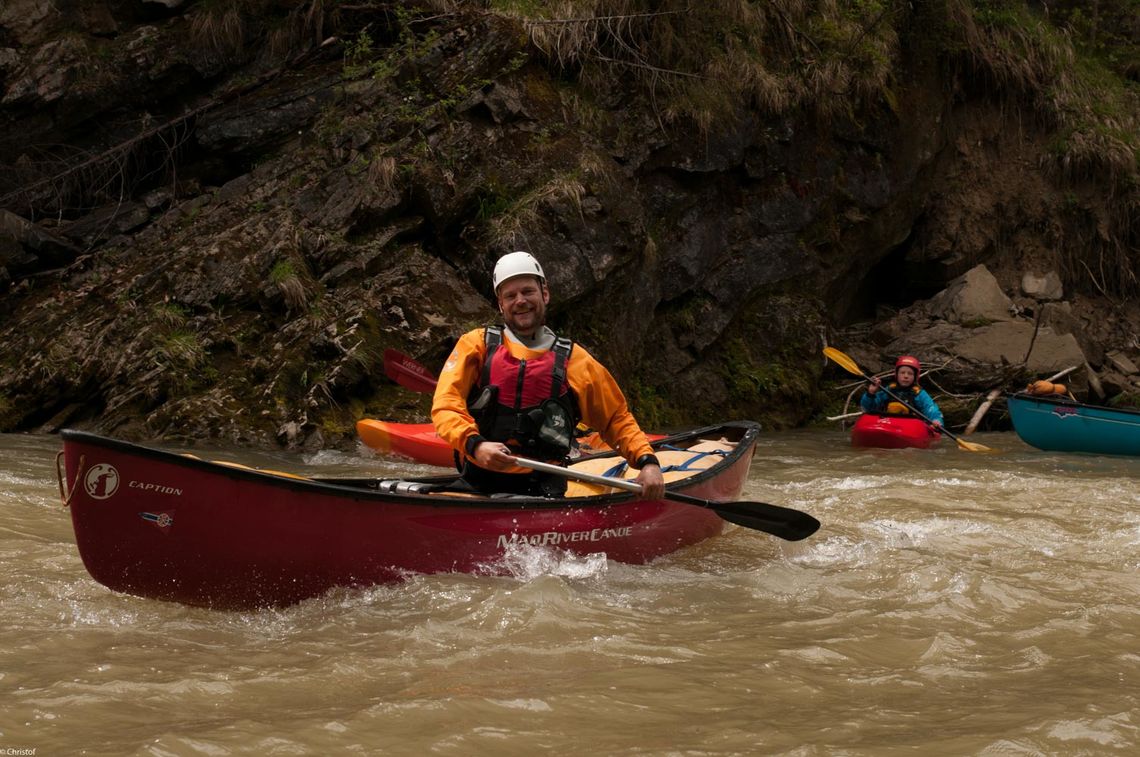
top-left (84, 463), bottom-right (120, 500)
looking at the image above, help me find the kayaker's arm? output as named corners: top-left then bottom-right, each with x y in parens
top-left (860, 384), bottom-right (889, 413)
top-left (915, 389), bottom-right (944, 426)
top-left (567, 345), bottom-right (656, 467)
top-left (431, 329), bottom-right (489, 460)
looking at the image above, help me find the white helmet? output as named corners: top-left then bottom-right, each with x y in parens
top-left (492, 251), bottom-right (545, 292)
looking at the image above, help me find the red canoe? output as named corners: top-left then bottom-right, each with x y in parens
top-left (57, 422), bottom-right (767, 609)
top-left (850, 414), bottom-right (941, 449)
top-left (357, 419), bottom-right (664, 468)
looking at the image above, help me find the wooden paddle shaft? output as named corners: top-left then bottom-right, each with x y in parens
top-left (513, 457), bottom-right (643, 494)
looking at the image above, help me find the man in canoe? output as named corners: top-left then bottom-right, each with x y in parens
top-left (860, 355), bottom-right (944, 428)
top-left (432, 251), bottom-right (665, 499)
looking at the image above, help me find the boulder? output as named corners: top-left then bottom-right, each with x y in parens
top-left (953, 321), bottom-right (1086, 375)
top-left (1099, 371), bottom-right (1133, 398)
top-left (1021, 270), bottom-right (1064, 301)
top-left (1106, 351), bottom-right (1139, 376)
top-left (0, 209), bottom-right (82, 276)
top-left (0, 0), bottom-right (55, 46)
top-left (885, 319), bottom-right (1088, 392)
top-left (59, 202), bottom-right (151, 247)
top-left (927, 264), bottom-right (1014, 324)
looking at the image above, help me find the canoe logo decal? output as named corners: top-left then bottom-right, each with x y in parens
top-left (140, 511), bottom-right (175, 533)
top-left (1052, 405), bottom-right (1079, 417)
top-left (84, 464), bottom-right (120, 500)
top-left (497, 527), bottom-right (633, 549)
top-left (128, 480), bottom-right (184, 496)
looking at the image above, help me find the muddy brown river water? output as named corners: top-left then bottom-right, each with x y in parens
top-left (2, 430), bottom-right (1137, 754)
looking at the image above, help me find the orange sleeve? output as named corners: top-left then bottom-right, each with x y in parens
top-left (431, 329), bottom-right (488, 458)
top-left (567, 345), bottom-right (656, 467)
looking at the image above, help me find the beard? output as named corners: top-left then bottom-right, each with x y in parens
top-left (504, 305), bottom-right (545, 336)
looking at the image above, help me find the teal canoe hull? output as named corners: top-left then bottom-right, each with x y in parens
top-left (1007, 393), bottom-right (1140, 456)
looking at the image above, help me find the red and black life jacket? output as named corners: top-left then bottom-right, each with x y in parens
top-left (469, 326), bottom-right (580, 460)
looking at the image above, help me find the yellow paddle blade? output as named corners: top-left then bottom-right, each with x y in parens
top-left (953, 437), bottom-right (998, 453)
top-left (823, 347), bottom-right (863, 377)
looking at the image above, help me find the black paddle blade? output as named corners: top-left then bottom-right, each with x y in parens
top-left (667, 491), bottom-right (821, 541)
top-left (714, 502), bottom-right (821, 542)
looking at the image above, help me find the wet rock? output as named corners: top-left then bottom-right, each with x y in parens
top-left (195, 70), bottom-right (343, 155)
top-left (0, 209), bottom-right (81, 276)
top-left (60, 202), bottom-right (151, 247)
top-left (277, 419), bottom-right (306, 448)
top-left (1, 36), bottom-right (89, 108)
top-left (0, 48), bottom-right (19, 73)
top-left (141, 187), bottom-right (175, 211)
top-left (0, 0), bottom-right (56, 47)
top-left (474, 82), bottom-right (531, 123)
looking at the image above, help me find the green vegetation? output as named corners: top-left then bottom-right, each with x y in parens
top-left (158, 331), bottom-right (206, 368)
top-left (269, 260), bottom-right (295, 284)
top-left (1106, 391), bottom-right (1140, 411)
top-left (270, 259), bottom-right (312, 312)
top-left (625, 378), bottom-right (677, 430)
top-left (152, 302), bottom-right (190, 330)
top-left (190, 0), bottom-right (329, 67)
top-left (484, 171), bottom-right (586, 248)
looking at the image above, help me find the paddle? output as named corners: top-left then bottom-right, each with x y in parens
top-left (512, 456), bottom-right (821, 542)
top-left (822, 347), bottom-right (996, 453)
top-left (383, 349), bottom-right (438, 394)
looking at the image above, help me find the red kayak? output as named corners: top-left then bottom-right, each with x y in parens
top-left (357, 419), bottom-right (664, 468)
top-left (356, 421), bottom-right (458, 468)
top-left (851, 414), bottom-right (941, 449)
top-left (55, 421), bottom-right (812, 609)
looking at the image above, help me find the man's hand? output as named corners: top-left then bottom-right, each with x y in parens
top-left (867, 377), bottom-right (881, 395)
top-left (473, 440), bottom-right (516, 471)
top-left (635, 463), bottom-right (665, 501)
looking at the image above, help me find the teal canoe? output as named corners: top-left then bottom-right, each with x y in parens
top-left (1007, 393), bottom-right (1140, 456)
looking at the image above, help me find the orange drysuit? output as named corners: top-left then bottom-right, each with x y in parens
top-left (432, 327), bottom-right (656, 474)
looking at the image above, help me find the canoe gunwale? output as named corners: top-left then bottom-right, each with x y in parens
top-left (59, 421), bottom-right (759, 511)
top-left (1006, 392), bottom-right (1140, 418)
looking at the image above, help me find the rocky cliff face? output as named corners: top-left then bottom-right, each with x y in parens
top-left (1, 1), bottom-right (1137, 448)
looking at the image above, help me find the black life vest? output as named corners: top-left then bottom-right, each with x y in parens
top-left (469, 326), bottom-right (580, 460)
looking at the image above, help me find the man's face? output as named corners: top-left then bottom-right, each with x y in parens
top-left (497, 276), bottom-right (548, 337)
top-left (896, 366), bottom-right (916, 386)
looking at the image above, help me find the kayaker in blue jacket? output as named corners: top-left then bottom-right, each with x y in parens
top-left (860, 355), bottom-right (944, 428)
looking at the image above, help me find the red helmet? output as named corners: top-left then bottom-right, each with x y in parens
top-left (895, 355), bottom-right (921, 379)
